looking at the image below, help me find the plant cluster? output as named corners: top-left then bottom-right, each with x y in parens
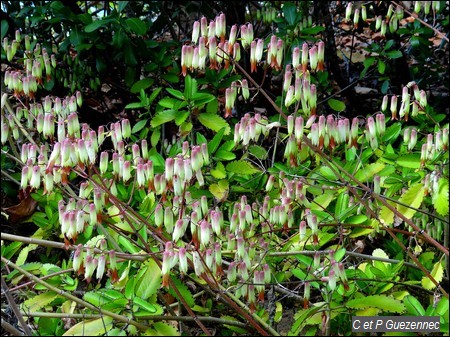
top-left (1, 1), bottom-right (449, 336)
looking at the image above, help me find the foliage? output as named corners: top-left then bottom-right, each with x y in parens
top-left (1, 1), bottom-right (449, 336)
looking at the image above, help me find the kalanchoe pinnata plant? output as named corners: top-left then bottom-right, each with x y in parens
top-left (1, 3), bottom-right (448, 336)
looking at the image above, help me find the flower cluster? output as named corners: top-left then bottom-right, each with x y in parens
top-left (71, 238), bottom-right (118, 284)
top-left (233, 113), bottom-right (279, 145)
top-left (3, 32), bottom-right (57, 98)
top-left (282, 42), bottom-right (325, 115)
top-left (417, 128), bottom-right (449, 166)
top-left (381, 81), bottom-right (428, 121)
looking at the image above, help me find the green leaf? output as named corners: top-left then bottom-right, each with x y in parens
top-left (433, 177), bottom-right (449, 216)
top-left (1, 20), bottom-right (9, 40)
top-left (354, 162), bottom-right (385, 182)
top-left (130, 78), bottom-right (154, 93)
top-left (349, 227), bottom-right (374, 238)
top-left (135, 259), bottom-right (161, 300)
top-left (151, 110), bottom-right (177, 127)
top-left (117, 1), bottom-right (129, 13)
top-left (283, 3), bottom-right (297, 26)
top-left (132, 120), bottom-right (148, 133)
top-left (125, 18), bottom-right (147, 35)
top-left (198, 113), bottom-right (230, 134)
top-left (327, 98), bottom-right (346, 112)
top-left (161, 72), bottom-right (179, 83)
top-left (22, 291), bottom-right (58, 312)
top-left (208, 127), bottom-right (225, 155)
top-left (158, 97), bottom-right (177, 109)
top-left (145, 322), bottom-right (180, 336)
top-left (396, 183), bottom-right (424, 219)
top-left (379, 201), bottom-right (396, 226)
top-left (196, 133), bottom-right (207, 145)
top-left (382, 122), bottom-right (402, 143)
top-left (175, 110), bottom-right (189, 126)
top-left (125, 102), bottom-right (145, 109)
top-left (346, 295), bottom-right (405, 313)
top-left (363, 56), bottom-right (376, 69)
top-left (209, 180), bottom-right (229, 202)
top-left (318, 166), bottom-right (337, 181)
top-left (217, 140), bottom-right (235, 152)
top-left (344, 214), bottom-right (368, 224)
top-left (215, 150), bottom-right (236, 161)
top-left (334, 192), bottom-right (349, 218)
top-left (192, 92), bottom-right (215, 106)
top-left (422, 261), bottom-right (444, 290)
top-left (167, 276), bottom-right (195, 307)
top-left (211, 162), bottom-right (226, 179)
top-left (220, 315), bottom-right (248, 334)
top-left (184, 75), bottom-right (197, 100)
top-left (132, 297), bottom-right (157, 313)
top-left (206, 99), bottom-right (218, 114)
top-left (166, 88), bottom-right (184, 100)
top-left (396, 154), bottom-right (421, 169)
top-left (378, 60), bottom-right (386, 74)
top-left (403, 295), bottom-right (425, 316)
top-left (84, 19), bottom-right (111, 33)
top-left (311, 192), bottom-right (335, 211)
top-left (386, 50), bottom-right (403, 59)
top-left (63, 317), bottom-right (113, 336)
top-left (300, 26), bottom-right (325, 35)
top-left (226, 160), bottom-right (261, 175)
top-left (151, 128), bottom-right (161, 147)
top-left (248, 145), bottom-right (268, 160)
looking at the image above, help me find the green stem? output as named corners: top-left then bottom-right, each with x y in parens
top-left (1, 168), bottom-right (20, 186)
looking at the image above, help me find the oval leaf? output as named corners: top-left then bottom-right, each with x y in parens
top-left (130, 78), bottom-right (154, 94)
top-left (125, 18), bottom-right (147, 35)
top-left (396, 183), bottom-right (424, 219)
top-left (421, 261), bottom-right (444, 291)
top-left (327, 98), bottom-right (346, 112)
top-left (226, 160), bottom-right (261, 175)
top-left (63, 317), bottom-right (113, 336)
top-left (135, 259), bottom-right (161, 300)
top-left (197, 113), bottom-right (230, 135)
top-left (346, 295), bottom-right (405, 313)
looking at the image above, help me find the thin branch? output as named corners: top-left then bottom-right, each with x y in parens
top-left (1, 277), bottom-right (32, 336)
top-left (1, 319), bottom-right (24, 336)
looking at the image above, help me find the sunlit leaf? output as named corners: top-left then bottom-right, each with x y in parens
top-left (346, 295), bottom-right (405, 313)
top-left (151, 110), bottom-right (177, 127)
top-left (396, 183), bottom-right (424, 219)
top-left (422, 261), bottom-right (444, 290)
top-left (211, 162), bottom-right (226, 179)
top-left (354, 162), bottom-right (385, 182)
top-left (135, 259), bottom-right (161, 300)
top-left (403, 295), bottom-right (425, 316)
top-left (198, 112), bottom-right (230, 134)
top-left (433, 177), bottom-right (449, 216)
top-left (63, 317), bottom-right (113, 336)
top-left (226, 160), bottom-right (261, 175)
top-left (209, 180), bottom-right (229, 202)
top-left (22, 291), bottom-right (59, 312)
